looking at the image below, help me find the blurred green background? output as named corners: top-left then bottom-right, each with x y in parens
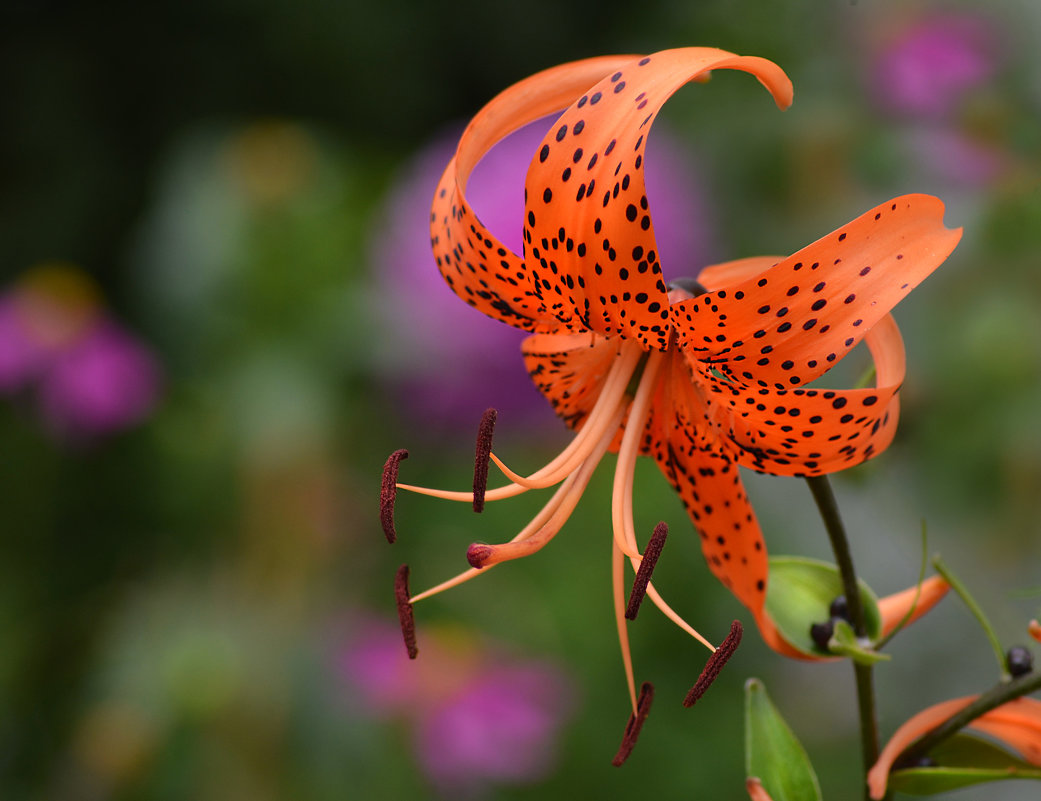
top-left (2, 1), bottom-right (1040, 799)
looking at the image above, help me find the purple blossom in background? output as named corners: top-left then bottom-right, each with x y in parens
top-left (371, 117), bottom-right (712, 432)
top-left (338, 617), bottom-right (574, 796)
top-left (38, 322), bottom-right (161, 439)
top-left (0, 270), bottom-right (161, 441)
top-left (872, 13), bottom-right (997, 118)
top-left (416, 663), bottom-right (570, 795)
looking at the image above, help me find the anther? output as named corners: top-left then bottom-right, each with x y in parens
top-left (1029, 620), bottom-right (1041, 645)
top-left (394, 564), bottom-right (418, 659)
top-left (683, 620), bottom-right (742, 707)
top-left (612, 681), bottom-right (654, 766)
top-left (380, 449), bottom-right (408, 543)
top-left (473, 408), bottom-right (497, 513)
top-left (625, 521), bottom-right (668, 620)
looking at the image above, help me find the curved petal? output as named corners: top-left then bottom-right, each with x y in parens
top-left (878, 575), bottom-right (950, 636)
top-left (691, 314), bottom-right (906, 477)
top-left (523, 47), bottom-right (793, 351)
top-left (868, 697), bottom-right (1041, 799)
top-left (432, 55), bottom-right (634, 331)
top-left (697, 256), bottom-right (783, 292)
top-left (674, 194), bottom-right (961, 387)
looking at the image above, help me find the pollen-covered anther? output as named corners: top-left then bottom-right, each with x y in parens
top-left (380, 449), bottom-right (409, 543)
top-left (1029, 619), bottom-right (1041, 645)
top-left (394, 564), bottom-right (419, 659)
top-left (625, 521), bottom-right (668, 620)
top-left (472, 408), bottom-right (497, 513)
top-left (683, 620), bottom-right (743, 707)
top-left (611, 681), bottom-right (654, 766)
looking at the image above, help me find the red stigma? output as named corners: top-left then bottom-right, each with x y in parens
top-left (625, 521), bottom-right (668, 620)
top-left (466, 543), bottom-right (493, 568)
top-left (394, 564), bottom-right (419, 659)
top-left (472, 408), bottom-right (497, 513)
top-left (380, 449), bottom-right (409, 543)
top-left (683, 620), bottom-right (742, 707)
top-left (612, 681), bottom-right (654, 766)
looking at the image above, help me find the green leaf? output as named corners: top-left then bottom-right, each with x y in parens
top-left (888, 734), bottom-right (1041, 795)
top-left (764, 556), bottom-right (882, 657)
top-left (827, 619), bottom-right (890, 666)
top-left (745, 678), bottom-right (822, 801)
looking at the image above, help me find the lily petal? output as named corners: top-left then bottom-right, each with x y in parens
top-left (674, 194), bottom-right (961, 388)
top-left (698, 256), bottom-right (784, 291)
top-left (868, 696), bottom-right (1041, 799)
top-left (431, 56), bottom-right (634, 332)
top-left (524, 47), bottom-right (792, 351)
top-left (691, 313), bottom-right (905, 477)
top-left (878, 574), bottom-right (950, 637)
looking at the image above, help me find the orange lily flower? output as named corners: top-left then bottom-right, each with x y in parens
top-left (387, 48), bottom-right (960, 713)
top-left (867, 696), bottom-right (1041, 798)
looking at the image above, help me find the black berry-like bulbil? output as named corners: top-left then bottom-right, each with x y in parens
top-left (829, 595), bottom-right (851, 622)
top-left (1007, 645), bottom-right (1034, 677)
top-left (810, 620), bottom-right (835, 650)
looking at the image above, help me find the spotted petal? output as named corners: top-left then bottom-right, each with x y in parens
top-left (431, 55), bottom-right (633, 332)
top-left (523, 47), bottom-right (793, 350)
top-left (521, 331), bottom-right (623, 433)
top-left (674, 194), bottom-right (961, 388)
top-left (692, 314), bottom-right (906, 477)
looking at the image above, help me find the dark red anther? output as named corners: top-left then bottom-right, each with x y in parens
top-left (612, 681), bottom-right (654, 766)
top-left (683, 620), bottom-right (742, 707)
top-left (380, 449), bottom-right (408, 543)
top-left (395, 564), bottom-right (418, 659)
top-left (625, 521), bottom-right (668, 620)
top-left (473, 408), bottom-right (497, 513)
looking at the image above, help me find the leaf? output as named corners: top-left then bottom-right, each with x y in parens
top-left (888, 734), bottom-right (1041, 795)
top-left (828, 619), bottom-right (890, 666)
top-left (764, 556), bottom-right (881, 657)
top-left (745, 678), bottom-right (822, 801)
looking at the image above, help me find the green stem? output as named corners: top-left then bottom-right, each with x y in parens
top-left (896, 670), bottom-right (1041, 767)
top-left (806, 475), bottom-right (883, 801)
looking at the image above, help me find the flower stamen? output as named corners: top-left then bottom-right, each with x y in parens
top-left (466, 408), bottom-right (621, 568)
top-left (626, 521), bottom-right (668, 620)
top-left (394, 564), bottom-right (418, 659)
top-left (486, 341), bottom-right (645, 490)
top-left (611, 681), bottom-right (654, 767)
top-left (683, 620), bottom-right (743, 706)
top-left (472, 408), bottom-right (497, 512)
top-left (380, 449), bottom-right (409, 543)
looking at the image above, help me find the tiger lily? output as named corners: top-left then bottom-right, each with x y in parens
top-left (867, 696), bottom-right (1041, 798)
top-left (384, 48), bottom-right (960, 724)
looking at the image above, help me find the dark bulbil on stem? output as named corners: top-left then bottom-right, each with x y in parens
top-left (625, 521), bottom-right (669, 620)
top-left (472, 408), bottom-right (497, 513)
top-left (612, 682), bottom-right (654, 766)
top-left (380, 449), bottom-right (409, 543)
top-left (1007, 646), bottom-right (1034, 678)
top-left (684, 620), bottom-right (743, 707)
